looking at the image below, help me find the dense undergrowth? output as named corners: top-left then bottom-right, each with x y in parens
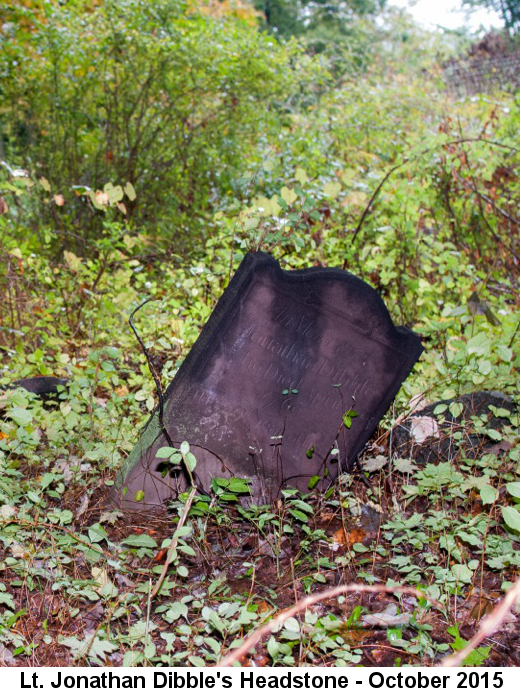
top-left (0, 0), bottom-right (519, 668)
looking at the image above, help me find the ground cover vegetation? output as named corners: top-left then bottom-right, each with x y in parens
top-left (0, 0), bottom-right (519, 668)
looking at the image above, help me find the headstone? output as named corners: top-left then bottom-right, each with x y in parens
top-left (115, 252), bottom-right (423, 508)
top-left (9, 377), bottom-right (68, 403)
top-left (393, 391), bottom-right (514, 463)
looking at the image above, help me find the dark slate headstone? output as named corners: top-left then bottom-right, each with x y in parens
top-left (115, 252), bottom-right (423, 508)
top-left (393, 391), bottom-right (515, 463)
top-left (10, 377), bottom-right (69, 403)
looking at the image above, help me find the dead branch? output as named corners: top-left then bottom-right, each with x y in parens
top-left (350, 136), bottom-right (519, 244)
top-left (150, 486), bottom-right (197, 599)
top-left (129, 298), bottom-right (173, 447)
top-left (129, 298), bottom-right (193, 489)
top-left (216, 582), bottom-right (443, 667)
top-left (442, 579), bottom-right (520, 667)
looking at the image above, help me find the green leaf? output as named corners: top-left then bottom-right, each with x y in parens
top-left (267, 636), bottom-right (279, 660)
top-left (188, 656), bottom-right (205, 667)
top-left (283, 617), bottom-right (300, 633)
top-left (501, 507), bottom-right (520, 532)
top-left (433, 403), bottom-right (448, 415)
top-left (124, 182), bottom-right (137, 201)
top-left (289, 509), bottom-right (308, 523)
top-left (352, 543), bottom-right (368, 553)
top-left (291, 499), bottom-right (313, 514)
top-left (294, 167), bottom-right (308, 184)
top-left (156, 446), bottom-right (177, 459)
top-left (88, 523), bottom-right (108, 543)
top-left (479, 483), bottom-right (498, 505)
top-left (0, 592), bottom-right (15, 610)
top-left (343, 409), bottom-right (357, 429)
top-left (121, 534), bottom-right (157, 549)
top-left (447, 624), bottom-right (490, 666)
top-left (60, 634), bottom-right (117, 665)
top-left (227, 478), bottom-right (250, 493)
top-left (40, 472), bottom-right (55, 490)
top-left (323, 181), bottom-right (341, 198)
top-left (451, 564), bottom-right (473, 583)
top-left (280, 186), bottom-right (298, 206)
top-left (213, 477), bottom-right (229, 488)
top-left (10, 408), bottom-right (32, 426)
top-left (165, 601), bottom-right (188, 621)
top-left (184, 452), bottom-right (197, 471)
top-left (308, 475), bottom-right (320, 490)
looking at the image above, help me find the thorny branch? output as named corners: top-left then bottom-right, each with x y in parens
top-left (350, 136), bottom-right (519, 246)
top-left (442, 579), bottom-right (520, 667)
top-left (129, 298), bottom-right (192, 488)
top-left (150, 487), bottom-right (197, 599)
top-left (217, 583), bottom-right (443, 666)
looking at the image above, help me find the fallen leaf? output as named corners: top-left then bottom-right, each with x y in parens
top-left (362, 455), bottom-right (387, 472)
top-left (361, 604), bottom-right (412, 627)
top-left (410, 416), bottom-right (439, 444)
top-left (346, 528), bottom-right (366, 547)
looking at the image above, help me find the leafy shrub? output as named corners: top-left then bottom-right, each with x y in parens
top-left (0, 0), bottom-right (325, 247)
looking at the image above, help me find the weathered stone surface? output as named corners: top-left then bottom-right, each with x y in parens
top-left (393, 391), bottom-right (515, 463)
top-left (116, 252), bottom-right (423, 508)
top-left (8, 377), bottom-right (68, 403)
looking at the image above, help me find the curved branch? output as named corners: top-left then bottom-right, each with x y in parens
top-left (442, 579), bottom-right (520, 667)
top-left (217, 582), bottom-right (442, 667)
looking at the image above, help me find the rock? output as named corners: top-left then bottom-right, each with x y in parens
top-left (393, 391), bottom-right (515, 463)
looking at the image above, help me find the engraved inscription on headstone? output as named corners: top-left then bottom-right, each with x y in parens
top-left (116, 252), bottom-right (423, 508)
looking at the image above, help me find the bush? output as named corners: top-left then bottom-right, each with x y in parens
top-left (0, 0), bottom-right (325, 248)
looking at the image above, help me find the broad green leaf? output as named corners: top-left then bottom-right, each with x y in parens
top-left (479, 483), bottom-right (498, 505)
top-left (280, 186), bottom-right (297, 206)
top-left (451, 564), bottom-right (473, 583)
top-left (156, 446), bottom-right (177, 459)
top-left (501, 507), bottom-right (520, 532)
top-left (9, 408), bottom-right (32, 427)
top-left (323, 181), bottom-right (341, 198)
top-left (121, 534), bottom-right (157, 549)
top-left (88, 523), bottom-right (108, 543)
top-left (124, 182), bottom-right (136, 201)
top-left (308, 475), bottom-right (320, 489)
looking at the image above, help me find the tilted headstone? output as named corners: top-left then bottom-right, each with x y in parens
top-left (115, 252), bottom-right (423, 508)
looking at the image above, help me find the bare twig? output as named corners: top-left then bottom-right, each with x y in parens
top-left (352, 161), bottom-right (406, 242)
top-left (216, 582), bottom-right (442, 667)
top-left (129, 298), bottom-right (195, 490)
top-left (442, 579), bottom-right (520, 667)
top-left (150, 486), bottom-right (197, 599)
top-left (350, 136), bottom-right (519, 244)
top-left (129, 298), bottom-right (174, 449)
